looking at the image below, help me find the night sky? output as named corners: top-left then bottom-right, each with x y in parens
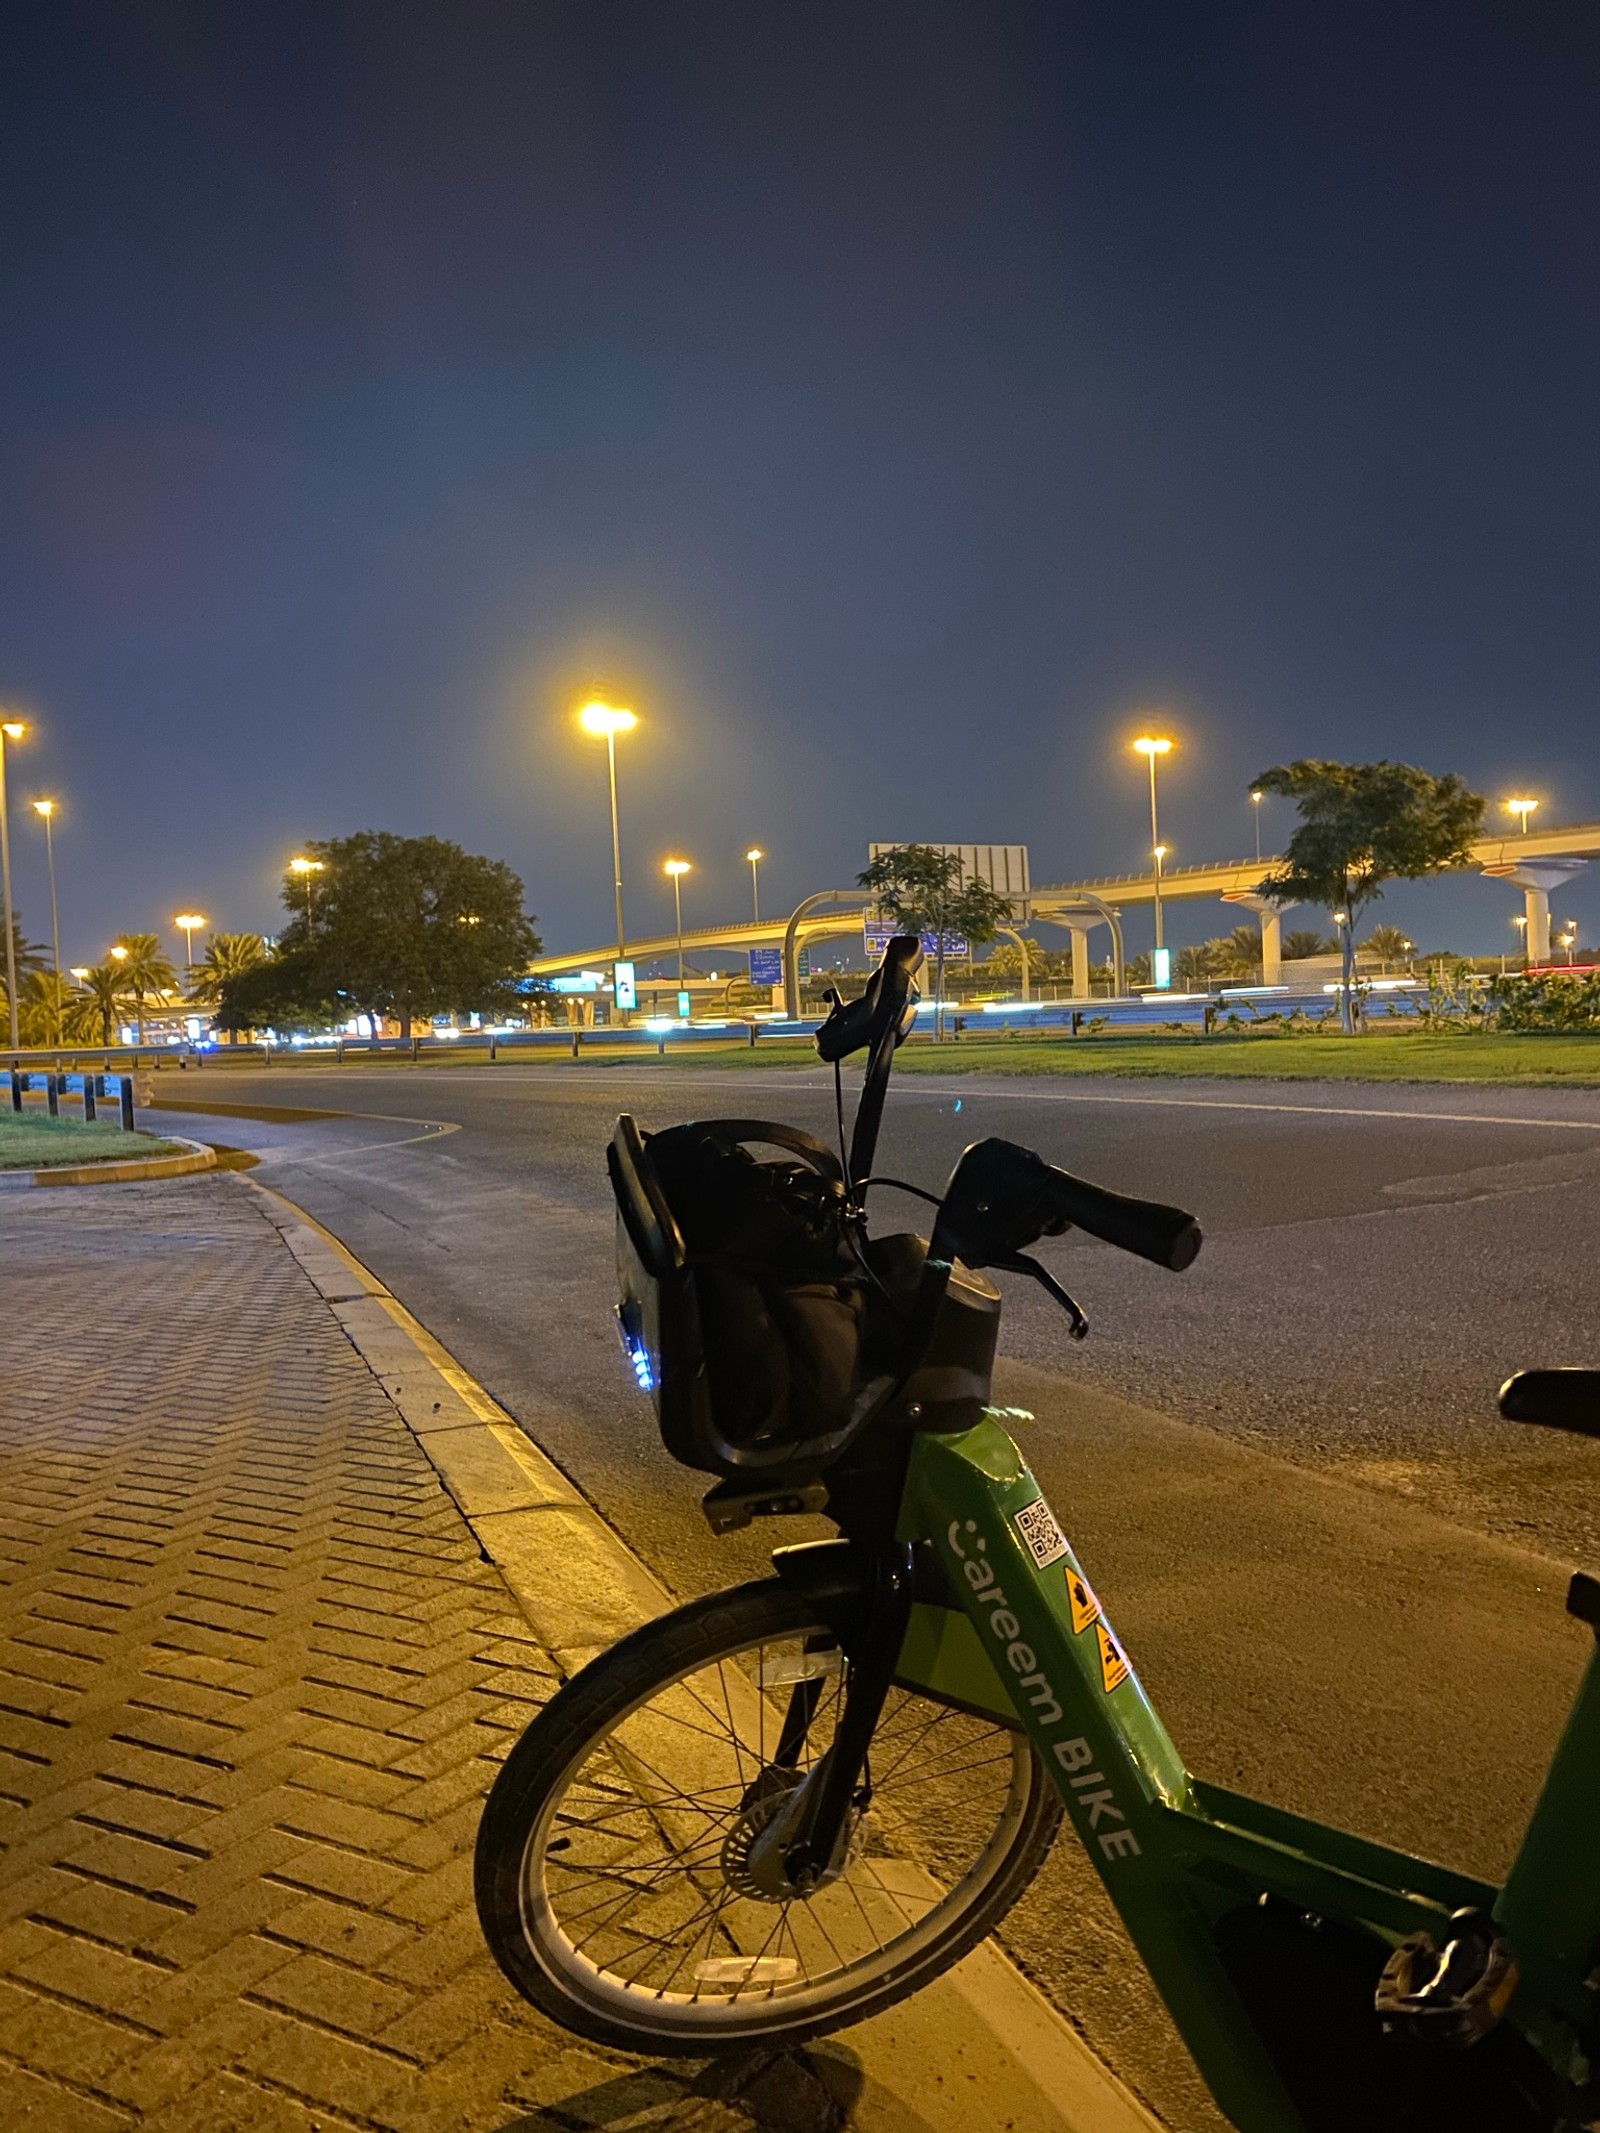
top-left (3, 1), bottom-right (1597, 969)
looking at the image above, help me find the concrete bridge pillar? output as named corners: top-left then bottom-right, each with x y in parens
top-left (1481, 860), bottom-right (1588, 966)
top-left (1222, 892), bottom-right (1289, 985)
top-left (1068, 925), bottom-right (1091, 1000)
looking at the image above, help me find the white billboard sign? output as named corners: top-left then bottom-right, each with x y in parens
top-left (867, 844), bottom-right (1031, 916)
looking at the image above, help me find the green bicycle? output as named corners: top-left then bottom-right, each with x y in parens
top-left (476, 937), bottom-right (1600, 2132)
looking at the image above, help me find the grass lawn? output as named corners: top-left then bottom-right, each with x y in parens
top-left (539, 1030), bottom-right (1600, 1086)
top-left (0, 1114), bottom-right (183, 1169)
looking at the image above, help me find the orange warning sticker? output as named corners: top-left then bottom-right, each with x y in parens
top-left (1066, 1568), bottom-right (1101, 1636)
top-left (1096, 1622), bottom-right (1129, 1694)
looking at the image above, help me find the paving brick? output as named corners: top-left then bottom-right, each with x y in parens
top-left (0, 1176), bottom-right (612, 2131)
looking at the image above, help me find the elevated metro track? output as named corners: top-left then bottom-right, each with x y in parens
top-left (530, 821), bottom-right (1600, 986)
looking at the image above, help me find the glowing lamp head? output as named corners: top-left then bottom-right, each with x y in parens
top-left (664, 858), bottom-right (691, 878)
top-left (174, 912), bottom-right (206, 931)
top-left (1133, 735), bottom-right (1173, 758)
top-left (70, 967), bottom-right (90, 982)
top-left (2, 721), bottom-right (25, 741)
top-left (745, 847), bottom-right (763, 863)
top-left (579, 700), bottom-right (637, 738)
top-left (289, 855), bottom-right (324, 877)
top-left (1249, 788), bottom-right (1262, 804)
top-left (32, 798), bottom-right (54, 819)
top-left (1505, 796), bottom-right (1538, 826)
top-left (109, 944), bottom-right (128, 961)
top-left (1153, 843), bottom-right (1169, 862)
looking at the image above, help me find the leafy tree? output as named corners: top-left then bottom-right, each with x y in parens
top-left (1282, 928), bottom-right (1331, 960)
top-left (1253, 761), bottom-right (1484, 1033)
top-left (112, 933), bottom-right (179, 1040)
top-left (858, 845), bottom-right (1013, 1037)
top-left (273, 832), bottom-right (541, 1041)
top-left (65, 963), bottom-right (127, 1045)
top-left (214, 947), bottom-right (341, 1040)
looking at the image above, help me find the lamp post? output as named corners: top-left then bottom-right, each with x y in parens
top-left (746, 847), bottom-right (763, 924)
top-left (1133, 736), bottom-right (1174, 955)
top-left (664, 859), bottom-right (691, 985)
top-left (174, 912), bottom-right (206, 970)
top-left (0, 720), bottom-right (26, 1051)
top-left (1513, 913), bottom-right (1528, 967)
top-left (32, 800), bottom-right (61, 1042)
top-left (1250, 787), bottom-right (1263, 863)
top-left (1505, 796), bottom-right (1538, 837)
top-left (578, 701), bottom-right (638, 960)
top-left (289, 856), bottom-right (324, 929)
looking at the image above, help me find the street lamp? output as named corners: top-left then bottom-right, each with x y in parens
top-left (1505, 796), bottom-right (1539, 836)
top-left (70, 966), bottom-right (89, 983)
top-left (1133, 736), bottom-right (1174, 956)
top-left (0, 720), bottom-right (26, 1050)
top-left (664, 858), bottom-right (691, 985)
top-left (1560, 929), bottom-right (1578, 965)
top-left (1512, 912), bottom-right (1528, 966)
top-left (745, 847), bottom-right (764, 924)
top-left (1249, 788), bottom-right (1263, 864)
top-left (32, 799), bottom-right (61, 976)
top-left (579, 700), bottom-right (638, 960)
top-left (174, 912), bottom-right (207, 969)
top-left (289, 856), bottom-right (324, 928)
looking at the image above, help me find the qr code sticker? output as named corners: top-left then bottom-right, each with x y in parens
top-left (1013, 1496), bottom-right (1068, 1570)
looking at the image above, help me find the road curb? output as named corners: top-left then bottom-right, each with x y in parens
top-left (246, 1173), bottom-right (1165, 2133)
top-left (0, 1131), bottom-right (217, 1190)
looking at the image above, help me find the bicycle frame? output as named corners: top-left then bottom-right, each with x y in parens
top-left (877, 1412), bottom-right (1600, 2132)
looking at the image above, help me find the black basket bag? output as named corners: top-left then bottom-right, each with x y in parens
top-left (607, 1115), bottom-right (872, 1481)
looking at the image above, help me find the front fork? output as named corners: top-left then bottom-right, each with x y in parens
top-left (752, 1543), bottom-right (916, 1894)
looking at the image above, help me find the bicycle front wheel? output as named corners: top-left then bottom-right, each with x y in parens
top-left (475, 1577), bottom-right (1061, 2053)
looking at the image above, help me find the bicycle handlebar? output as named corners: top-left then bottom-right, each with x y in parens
top-left (935, 1138), bottom-right (1203, 1274)
top-left (1498, 1369), bottom-right (1600, 1437)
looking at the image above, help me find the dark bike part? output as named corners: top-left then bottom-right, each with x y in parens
top-left (474, 1577), bottom-right (1063, 2055)
top-left (1374, 1908), bottom-right (1519, 2049)
top-left (1498, 1369), bottom-right (1600, 1436)
top-left (767, 1545), bottom-right (918, 1892)
top-left (1214, 1897), bottom-right (1558, 2133)
top-left (1566, 1570), bottom-right (1600, 1639)
top-left (934, 1138), bottom-right (1202, 1274)
top-left (814, 935), bottom-right (923, 1066)
top-left (987, 1251), bottom-right (1089, 1340)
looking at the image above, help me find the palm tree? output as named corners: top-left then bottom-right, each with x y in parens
top-left (1212, 925), bottom-right (1264, 983)
top-left (1362, 923), bottom-right (1412, 971)
top-left (18, 970), bottom-right (73, 1048)
top-left (112, 933), bottom-right (178, 1040)
top-left (188, 930), bottom-right (268, 1043)
top-left (1283, 928), bottom-right (1331, 961)
top-left (64, 963), bottom-right (127, 1046)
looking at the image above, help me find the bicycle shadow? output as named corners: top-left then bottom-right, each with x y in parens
top-left (494, 2040), bottom-right (941, 2130)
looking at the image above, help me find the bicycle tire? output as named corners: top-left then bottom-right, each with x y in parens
top-left (475, 1576), bottom-right (1062, 2053)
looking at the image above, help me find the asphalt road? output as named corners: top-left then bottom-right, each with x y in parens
top-left (149, 1057), bottom-right (1600, 2130)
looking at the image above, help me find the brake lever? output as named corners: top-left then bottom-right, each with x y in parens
top-left (991, 1252), bottom-right (1089, 1340)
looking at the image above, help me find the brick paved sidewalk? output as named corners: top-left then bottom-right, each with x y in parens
top-left (0, 1178), bottom-right (841, 2133)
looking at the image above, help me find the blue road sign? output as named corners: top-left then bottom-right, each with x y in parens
top-left (748, 947), bottom-right (782, 986)
top-left (864, 924), bottom-right (969, 959)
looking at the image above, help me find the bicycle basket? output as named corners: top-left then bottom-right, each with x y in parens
top-left (607, 1114), bottom-right (870, 1480)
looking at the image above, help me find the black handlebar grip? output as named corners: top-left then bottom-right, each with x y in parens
top-left (1498, 1370), bottom-right (1600, 1437)
top-left (1039, 1161), bottom-right (1203, 1272)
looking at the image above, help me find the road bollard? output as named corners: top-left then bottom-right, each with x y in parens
top-left (10, 1067), bottom-right (22, 1113)
top-left (571, 1030), bottom-right (580, 1060)
top-left (337, 1038), bottom-right (345, 1065)
top-left (83, 1077), bottom-right (96, 1123)
top-left (747, 1021), bottom-right (757, 1048)
top-left (46, 1074), bottom-right (59, 1119)
top-left (488, 1034), bottom-right (497, 1063)
top-left (411, 1035), bottom-right (421, 1062)
top-left (118, 1075), bottom-right (135, 1131)
top-left (657, 1032), bottom-right (666, 1058)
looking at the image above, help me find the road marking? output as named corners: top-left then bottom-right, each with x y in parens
top-left (462, 1065), bottom-right (1600, 1133)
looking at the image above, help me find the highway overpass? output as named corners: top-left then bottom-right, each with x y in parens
top-left (529, 820), bottom-right (1600, 1010)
